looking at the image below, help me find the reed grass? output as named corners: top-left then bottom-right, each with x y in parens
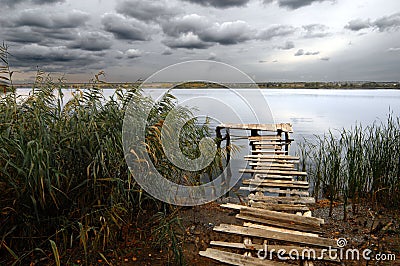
top-left (301, 114), bottom-right (400, 219)
top-left (0, 44), bottom-right (219, 265)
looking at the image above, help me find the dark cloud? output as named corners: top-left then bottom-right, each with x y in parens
top-left (162, 14), bottom-right (210, 37)
top-left (9, 44), bottom-right (99, 69)
top-left (345, 13), bottom-right (400, 32)
top-left (200, 20), bottom-right (253, 44)
top-left (264, 0), bottom-right (334, 9)
top-left (181, 0), bottom-right (250, 8)
top-left (125, 49), bottom-right (142, 58)
top-left (320, 57), bottom-right (330, 61)
top-left (116, 0), bottom-right (178, 22)
top-left (294, 49), bottom-right (319, 56)
top-left (102, 13), bottom-right (151, 41)
top-left (162, 14), bottom-right (252, 48)
top-left (345, 19), bottom-right (371, 31)
top-left (68, 32), bottom-right (112, 51)
top-left (302, 24), bottom-right (329, 38)
top-left (163, 32), bottom-right (212, 49)
top-left (294, 49), bottom-right (304, 56)
top-left (256, 25), bottom-right (296, 40)
top-left (0, 0), bottom-right (64, 8)
top-left (277, 41), bottom-right (295, 50)
top-left (374, 12), bottom-right (400, 32)
top-left (6, 9), bottom-right (89, 29)
top-left (162, 48), bottom-right (173, 55)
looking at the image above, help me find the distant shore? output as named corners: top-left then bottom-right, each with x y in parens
top-left (7, 80), bottom-right (400, 90)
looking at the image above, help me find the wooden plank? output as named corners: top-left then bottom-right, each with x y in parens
top-left (245, 155), bottom-right (300, 160)
top-left (241, 206), bottom-right (323, 225)
top-left (253, 166), bottom-right (297, 171)
top-left (242, 180), bottom-right (309, 190)
top-left (249, 136), bottom-right (282, 141)
top-left (249, 162), bottom-right (295, 168)
top-left (252, 150), bottom-right (288, 154)
top-left (221, 204), bottom-right (323, 226)
top-left (240, 187), bottom-right (310, 196)
top-left (240, 169), bottom-right (307, 176)
top-left (243, 222), bottom-right (319, 237)
top-left (245, 175), bottom-right (295, 180)
top-left (249, 202), bottom-right (310, 212)
top-left (209, 242), bottom-right (340, 263)
top-left (236, 214), bottom-right (322, 234)
top-left (218, 123), bottom-right (293, 133)
top-left (247, 179), bottom-right (309, 185)
top-left (248, 194), bottom-right (316, 204)
top-left (214, 224), bottom-right (336, 248)
top-left (199, 248), bottom-right (290, 266)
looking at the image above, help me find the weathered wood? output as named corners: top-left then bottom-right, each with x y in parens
top-left (199, 248), bottom-right (290, 266)
top-left (249, 136), bottom-right (282, 141)
top-left (247, 174), bottom-right (295, 180)
top-left (249, 202), bottom-right (310, 212)
top-left (252, 166), bottom-right (299, 172)
top-left (214, 224), bottom-right (336, 248)
top-left (240, 187), bottom-right (310, 196)
top-left (249, 162), bottom-right (295, 168)
top-left (209, 242), bottom-right (340, 263)
top-left (218, 123), bottom-right (293, 133)
top-left (248, 179), bottom-right (309, 185)
top-left (252, 150), bottom-right (288, 155)
top-left (239, 206), bottom-right (323, 225)
top-left (240, 169), bottom-right (307, 176)
top-left (236, 214), bottom-right (322, 234)
top-left (243, 222), bottom-right (319, 237)
top-left (245, 155), bottom-right (300, 160)
top-left (221, 204), bottom-right (323, 226)
top-left (248, 194), bottom-right (316, 204)
top-left (243, 180), bottom-right (309, 190)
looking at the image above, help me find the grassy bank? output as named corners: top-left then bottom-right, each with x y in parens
top-left (301, 114), bottom-right (400, 219)
top-left (0, 45), bottom-right (220, 265)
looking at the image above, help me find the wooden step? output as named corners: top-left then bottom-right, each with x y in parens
top-left (249, 201), bottom-right (310, 212)
top-left (236, 214), bottom-right (321, 234)
top-left (240, 169), bottom-right (307, 176)
top-left (214, 224), bottom-right (336, 248)
top-left (249, 136), bottom-right (282, 141)
top-left (240, 187), bottom-right (310, 196)
top-left (243, 180), bottom-right (309, 190)
top-left (252, 150), bottom-right (288, 155)
top-left (248, 194), bottom-right (316, 204)
top-left (249, 162), bottom-right (295, 168)
top-left (243, 222), bottom-right (319, 237)
top-left (209, 242), bottom-right (340, 262)
top-left (245, 155), bottom-right (300, 160)
top-left (199, 248), bottom-right (290, 266)
top-left (221, 204), bottom-right (323, 226)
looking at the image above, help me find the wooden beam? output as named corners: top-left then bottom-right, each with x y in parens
top-left (242, 180), bottom-right (309, 190)
top-left (240, 169), bottom-right (307, 176)
top-left (248, 194), bottom-right (316, 204)
top-left (245, 155), bottom-right (300, 160)
top-left (217, 123), bottom-right (293, 133)
top-left (249, 202), bottom-right (310, 212)
top-left (199, 248), bottom-right (289, 266)
top-left (236, 214), bottom-right (321, 234)
top-left (240, 187), bottom-right (310, 196)
top-left (209, 242), bottom-right (340, 263)
top-left (243, 222), bottom-right (319, 237)
top-left (214, 224), bottom-right (336, 248)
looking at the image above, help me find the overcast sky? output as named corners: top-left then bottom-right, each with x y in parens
top-left (0, 0), bottom-right (399, 82)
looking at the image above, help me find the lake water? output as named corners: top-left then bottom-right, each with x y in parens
top-left (13, 88), bottom-right (400, 195)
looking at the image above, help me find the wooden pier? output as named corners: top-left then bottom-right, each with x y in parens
top-left (200, 123), bottom-right (341, 265)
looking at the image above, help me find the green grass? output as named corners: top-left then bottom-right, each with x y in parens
top-left (300, 114), bottom-right (400, 219)
top-left (0, 43), bottom-right (220, 265)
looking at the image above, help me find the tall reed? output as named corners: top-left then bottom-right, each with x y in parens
top-left (0, 44), bottom-right (218, 265)
top-left (300, 114), bottom-right (400, 219)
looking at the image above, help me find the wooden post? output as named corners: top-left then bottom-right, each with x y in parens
top-left (225, 128), bottom-right (232, 197)
top-left (285, 132), bottom-right (290, 155)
